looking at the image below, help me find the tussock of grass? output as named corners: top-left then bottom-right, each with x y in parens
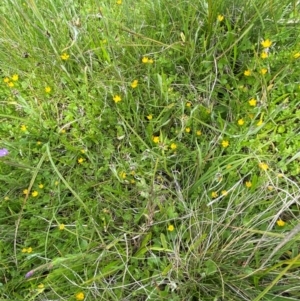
top-left (0, 0), bottom-right (300, 300)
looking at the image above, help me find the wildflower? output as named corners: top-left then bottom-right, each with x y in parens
top-left (260, 68), bottom-right (268, 75)
top-left (38, 184), bottom-right (44, 189)
top-left (211, 191), bottom-right (218, 198)
top-left (257, 119), bottom-right (263, 126)
top-left (186, 102), bottom-right (191, 107)
top-left (244, 70), bottom-right (251, 76)
top-left (196, 130), bottom-right (202, 136)
top-left (37, 284), bottom-right (44, 292)
top-left (27, 247), bottom-right (33, 253)
top-left (221, 140), bottom-right (229, 148)
top-left (167, 225), bottom-right (174, 232)
top-left (277, 173), bottom-right (284, 178)
top-left (55, 181), bottom-right (59, 185)
top-left (217, 14), bottom-right (224, 22)
top-left (261, 39), bottom-right (272, 48)
top-left (261, 51), bottom-right (268, 59)
top-left (142, 57), bottom-right (149, 63)
top-left (130, 80), bottom-right (138, 88)
top-left (37, 141), bottom-right (42, 145)
top-left (45, 86), bottom-right (51, 93)
top-left (81, 149), bottom-right (85, 154)
top-left (119, 171), bottom-right (126, 179)
top-left (20, 125), bottom-right (27, 131)
top-left (23, 189), bottom-right (29, 195)
top-left (25, 270), bottom-right (35, 279)
top-left (245, 181), bottom-right (252, 188)
top-left (276, 219), bottom-right (285, 227)
top-left (221, 190), bottom-right (228, 196)
top-left (116, 0), bottom-right (122, 4)
top-left (8, 82), bottom-right (14, 87)
top-left (0, 148), bottom-right (9, 157)
top-left (60, 129), bottom-right (66, 134)
top-left (22, 248), bottom-right (28, 253)
top-left (170, 143), bottom-right (177, 150)
top-left (78, 158), bottom-right (84, 164)
top-left (185, 127), bottom-right (191, 133)
top-left (148, 58), bottom-right (154, 64)
top-left (113, 95), bottom-right (121, 103)
top-left (147, 114), bottom-right (153, 120)
top-left (259, 162), bottom-right (268, 171)
top-left (293, 52), bottom-right (300, 59)
top-left (32, 191), bottom-right (38, 197)
top-left (11, 74), bottom-right (19, 81)
top-left (75, 292), bottom-right (85, 301)
top-left (60, 53), bottom-right (70, 60)
top-left (238, 118), bottom-right (244, 126)
top-left (58, 224), bottom-right (65, 230)
top-left (152, 136), bottom-right (160, 143)
top-left (248, 98), bottom-right (257, 106)
top-left (3, 77), bottom-right (9, 83)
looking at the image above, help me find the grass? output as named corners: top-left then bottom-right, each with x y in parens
top-left (0, 0), bottom-right (300, 300)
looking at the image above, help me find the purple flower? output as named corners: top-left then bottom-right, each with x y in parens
top-left (25, 270), bottom-right (34, 279)
top-left (0, 148), bottom-right (8, 157)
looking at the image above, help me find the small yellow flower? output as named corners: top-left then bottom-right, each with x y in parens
top-left (27, 247), bottom-right (33, 253)
top-left (217, 14), bottom-right (224, 22)
top-left (11, 74), bottom-right (19, 81)
top-left (170, 143), bottom-right (177, 150)
top-left (130, 80), bottom-right (138, 88)
top-left (142, 57), bottom-right (149, 63)
top-left (152, 136), bottom-right (160, 143)
top-left (3, 77), bottom-right (9, 83)
top-left (22, 248), bottom-right (28, 253)
top-left (261, 51), bottom-right (268, 59)
top-left (185, 127), bottom-right (191, 133)
top-left (45, 86), bottom-right (51, 93)
top-left (113, 95), bottom-right (121, 103)
top-left (4, 196), bottom-right (9, 200)
top-left (257, 119), bottom-right (263, 126)
top-left (78, 158), bottom-right (84, 164)
top-left (261, 39), bottom-right (272, 48)
top-left (244, 69), bottom-right (251, 76)
top-left (23, 189), bottom-right (29, 195)
top-left (55, 181), bottom-right (59, 185)
top-left (37, 284), bottom-right (44, 291)
top-left (221, 190), bottom-right (228, 196)
top-left (260, 68), bottom-right (268, 75)
top-left (58, 224), bottom-right (65, 230)
top-left (167, 225), bottom-right (174, 232)
top-left (259, 162), bottom-right (268, 171)
top-left (32, 191), bottom-right (38, 197)
top-left (75, 292), bottom-right (85, 301)
top-left (211, 191), bottom-right (218, 198)
top-left (186, 102), bottom-right (192, 107)
top-left (277, 173), bottom-right (284, 178)
top-left (245, 181), bottom-right (252, 188)
top-left (221, 140), bottom-right (229, 148)
top-left (276, 219), bottom-right (285, 227)
top-left (8, 82), bottom-right (14, 87)
top-left (147, 114), bottom-right (153, 120)
top-left (238, 118), bottom-right (245, 126)
top-left (119, 171), bottom-right (126, 179)
top-left (116, 0), bottom-right (122, 4)
top-left (196, 130), bottom-right (202, 136)
top-left (20, 124), bottom-right (27, 131)
top-left (293, 52), bottom-right (300, 59)
top-left (148, 58), bottom-right (154, 64)
top-left (37, 141), bottom-right (42, 145)
top-left (60, 53), bottom-right (70, 60)
top-left (38, 184), bottom-right (44, 189)
top-left (248, 98), bottom-right (257, 106)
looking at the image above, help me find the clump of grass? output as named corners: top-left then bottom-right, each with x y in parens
top-left (0, 0), bottom-right (300, 300)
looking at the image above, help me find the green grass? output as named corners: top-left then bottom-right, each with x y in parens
top-left (0, 0), bottom-right (300, 300)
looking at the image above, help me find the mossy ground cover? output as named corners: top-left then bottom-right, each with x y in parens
top-left (0, 0), bottom-right (300, 300)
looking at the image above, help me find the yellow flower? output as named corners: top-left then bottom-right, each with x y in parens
top-left (75, 292), bottom-right (85, 301)
top-left (8, 82), bottom-right (14, 87)
top-left (20, 124), bottom-right (27, 131)
top-left (147, 114), bottom-right (153, 120)
top-left (185, 127), bottom-right (191, 133)
top-left (116, 0), bottom-right (122, 4)
top-left (259, 162), bottom-right (268, 171)
top-left (130, 80), bottom-right (138, 88)
top-left (21, 248), bottom-right (27, 253)
top-left (248, 98), bottom-right (257, 106)
top-left (78, 158), bottom-right (84, 164)
top-left (142, 57), bottom-right (149, 63)
top-left (45, 86), bottom-right (51, 93)
top-left (37, 141), bottom-right (42, 145)
top-left (257, 119), bottom-right (263, 126)
top-left (245, 181), bottom-right (252, 188)
top-left (167, 225), bottom-right (174, 232)
top-left (211, 191), bottom-right (218, 198)
top-left (276, 219), bottom-right (285, 227)
top-left (38, 184), bottom-right (44, 189)
top-left (238, 118), bottom-right (244, 126)
top-left (217, 14), bottom-right (224, 22)
top-left (60, 53), bottom-right (70, 60)
top-left (11, 74), bottom-right (19, 81)
top-left (196, 130), bottom-right (202, 136)
top-left (152, 136), bottom-right (160, 143)
top-left (260, 68), bottom-right (268, 75)
top-left (261, 39), bottom-right (272, 48)
top-left (148, 58), bottom-right (154, 64)
top-left (27, 247), bottom-right (33, 253)
top-left (221, 140), bottom-right (229, 148)
top-left (119, 171), bottom-right (126, 179)
top-left (170, 143), bottom-right (177, 150)
top-left (113, 95), bottom-right (121, 103)
top-left (23, 189), bottom-right (29, 195)
top-left (58, 224), bottom-right (65, 230)
top-left (261, 51), bottom-right (268, 59)
top-left (3, 77), bottom-right (9, 83)
top-left (293, 52), bottom-right (300, 59)
top-left (221, 190), bottom-right (228, 196)
top-left (186, 102), bottom-right (191, 107)
top-left (32, 191), bottom-right (38, 197)
top-left (244, 69), bottom-right (251, 76)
